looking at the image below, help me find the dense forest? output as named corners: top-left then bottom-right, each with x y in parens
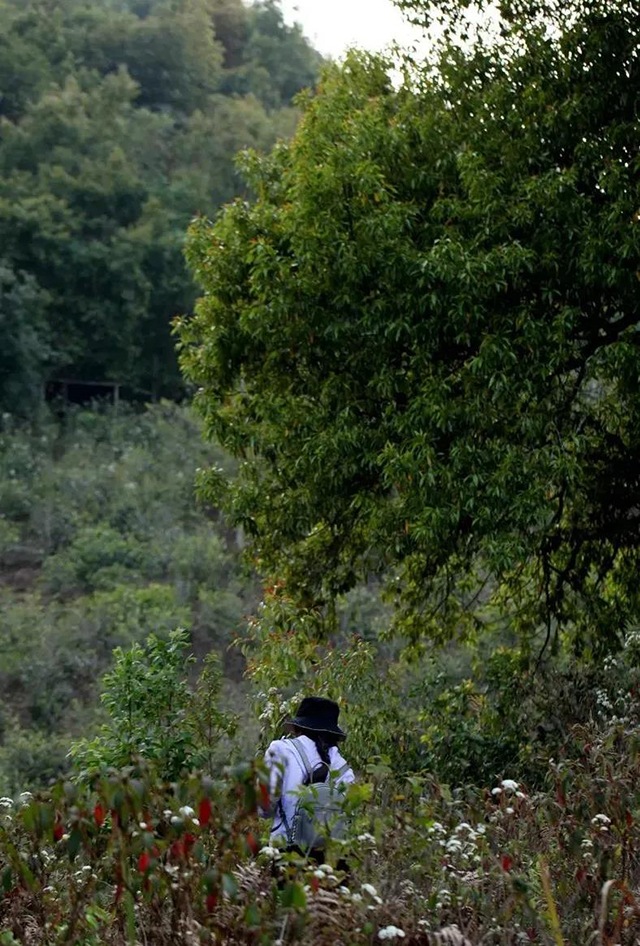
top-left (0, 0), bottom-right (321, 408)
top-left (1, 0), bottom-right (639, 943)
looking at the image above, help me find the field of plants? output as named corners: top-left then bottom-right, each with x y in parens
top-left (0, 404), bottom-right (638, 944)
top-left (2, 0), bottom-right (639, 941)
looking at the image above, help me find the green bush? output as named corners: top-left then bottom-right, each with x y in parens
top-left (168, 529), bottom-right (237, 604)
top-left (71, 629), bottom-right (237, 781)
top-left (0, 721), bottom-right (71, 796)
top-left (41, 525), bottom-right (149, 594)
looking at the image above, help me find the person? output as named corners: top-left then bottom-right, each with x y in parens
top-left (261, 696), bottom-right (355, 862)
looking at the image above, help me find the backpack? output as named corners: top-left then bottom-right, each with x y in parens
top-left (279, 737), bottom-right (351, 851)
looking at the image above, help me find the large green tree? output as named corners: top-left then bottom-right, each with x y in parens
top-left (0, 0), bottom-right (321, 408)
top-left (180, 0), bottom-right (639, 655)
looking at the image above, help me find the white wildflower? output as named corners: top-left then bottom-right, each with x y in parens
top-left (0, 797), bottom-right (13, 809)
top-left (259, 845), bottom-right (281, 859)
top-left (501, 779), bottom-right (519, 792)
top-left (491, 787), bottom-right (502, 795)
top-left (357, 832), bottom-right (376, 843)
top-left (362, 882), bottom-right (382, 904)
top-left (378, 925), bottom-right (405, 940)
top-left (592, 814), bottom-right (611, 825)
top-left (179, 806), bottom-right (195, 819)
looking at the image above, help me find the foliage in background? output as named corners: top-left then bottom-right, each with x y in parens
top-left (239, 585), bottom-right (640, 789)
top-left (179, 0), bottom-right (640, 654)
top-left (0, 404), bottom-right (256, 794)
top-left (0, 0), bottom-right (322, 408)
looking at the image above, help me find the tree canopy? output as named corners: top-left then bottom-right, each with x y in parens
top-left (180, 0), bottom-right (640, 655)
top-left (0, 0), bottom-right (321, 409)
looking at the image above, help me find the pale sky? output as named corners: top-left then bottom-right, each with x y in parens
top-left (279, 0), bottom-right (427, 58)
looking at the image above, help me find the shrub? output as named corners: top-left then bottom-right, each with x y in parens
top-left (41, 525), bottom-right (149, 595)
top-left (71, 629), bottom-right (237, 781)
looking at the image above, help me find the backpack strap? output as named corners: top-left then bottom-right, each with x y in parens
top-left (331, 762), bottom-right (350, 781)
top-left (289, 737), bottom-right (313, 783)
top-left (277, 796), bottom-right (291, 843)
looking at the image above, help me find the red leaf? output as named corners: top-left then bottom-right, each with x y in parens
top-left (259, 783), bottom-right (270, 810)
top-left (206, 892), bottom-right (217, 913)
top-left (575, 867), bottom-right (587, 885)
top-left (501, 854), bottom-right (514, 872)
top-left (556, 786), bottom-right (565, 807)
top-left (170, 840), bottom-right (185, 860)
top-left (626, 810), bottom-right (633, 829)
top-left (53, 823), bottom-right (64, 842)
top-left (138, 852), bottom-right (150, 874)
top-left (184, 833), bottom-right (196, 857)
top-left (246, 831), bottom-right (259, 855)
top-left (310, 876), bottom-right (319, 894)
top-left (198, 797), bottom-right (212, 827)
top-left (93, 804), bottom-right (105, 828)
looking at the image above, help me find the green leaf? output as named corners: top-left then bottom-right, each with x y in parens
top-left (124, 892), bottom-right (136, 945)
top-left (244, 901), bottom-right (261, 927)
top-left (281, 881), bottom-right (307, 911)
top-left (222, 872), bottom-right (238, 900)
top-left (67, 827), bottom-right (82, 862)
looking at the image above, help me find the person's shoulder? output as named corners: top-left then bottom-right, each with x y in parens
top-left (264, 737), bottom-right (292, 759)
top-left (330, 745), bottom-right (352, 769)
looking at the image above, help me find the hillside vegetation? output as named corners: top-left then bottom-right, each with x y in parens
top-left (0, 404), bottom-right (256, 794)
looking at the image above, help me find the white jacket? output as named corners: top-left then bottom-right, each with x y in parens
top-left (262, 734), bottom-right (355, 840)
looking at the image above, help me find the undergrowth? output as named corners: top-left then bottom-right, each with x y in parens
top-left (1, 709), bottom-right (638, 945)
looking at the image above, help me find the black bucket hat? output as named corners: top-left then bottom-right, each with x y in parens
top-left (284, 696), bottom-right (346, 741)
